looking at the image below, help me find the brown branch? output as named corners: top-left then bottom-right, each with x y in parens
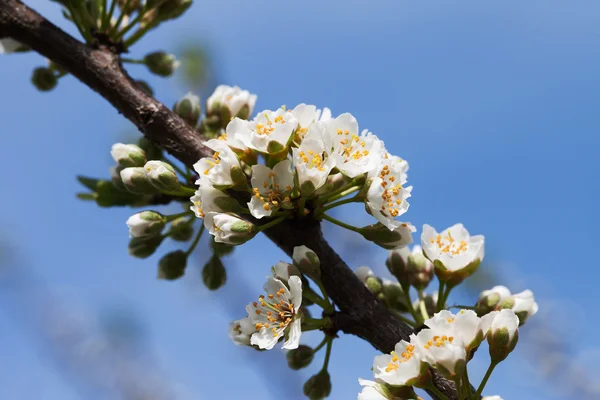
top-left (0, 1), bottom-right (465, 398)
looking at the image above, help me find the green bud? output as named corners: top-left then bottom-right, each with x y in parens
top-left (31, 67), bottom-right (57, 91)
top-left (230, 166), bottom-right (250, 191)
top-left (156, 0), bottom-right (192, 20)
top-left (120, 167), bottom-right (159, 194)
top-left (158, 250), bottom-right (188, 280)
top-left (381, 280), bottom-right (409, 312)
top-left (143, 160), bottom-right (180, 191)
top-left (144, 51), bottom-right (179, 77)
top-left (407, 250), bottom-right (434, 290)
top-left (202, 255), bottom-right (227, 290)
top-left (169, 217), bottom-right (194, 241)
top-left (365, 276), bottom-right (383, 295)
top-left (292, 245), bottom-right (321, 281)
top-left (499, 297), bottom-right (515, 310)
top-left (138, 137), bottom-right (163, 160)
top-left (303, 370), bottom-right (331, 400)
top-left (135, 80), bottom-right (154, 96)
top-left (126, 210), bottom-right (167, 237)
top-left (174, 92), bottom-right (201, 126)
top-left (287, 345), bottom-right (314, 370)
top-left (386, 247), bottom-right (410, 286)
top-left (211, 237), bottom-right (235, 257)
top-left (266, 140), bottom-right (285, 154)
top-left (128, 235), bottom-right (164, 258)
top-left (110, 166), bottom-right (126, 191)
top-left (236, 104), bottom-right (251, 120)
top-left (359, 222), bottom-right (414, 250)
top-left (110, 143), bottom-right (147, 168)
top-left (300, 181), bottom-right (316, 197)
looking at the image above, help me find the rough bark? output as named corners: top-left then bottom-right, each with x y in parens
top-left (0, 1), bottom-right (467, 398)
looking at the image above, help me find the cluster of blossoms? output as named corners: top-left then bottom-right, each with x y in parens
top-left (188, 85), bottom-right (413, 247)
top-left (358, 309), bottom-right (519, 400)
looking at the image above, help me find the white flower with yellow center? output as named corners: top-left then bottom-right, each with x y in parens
top-left (291, 103), bottom-right (331, 142)
top-left (203, 212), bottom-right (256, 245)
top-left (424, 310), bottom-right (484, 354)
top-left (357, 379), bottom-right (392, 400)
top-left (411, 329), bottom-right (467, 379)
top-left (217, 118), bottom-right (253, 151)
top-left (510, 289), bottom-right (539, 325)
top-left (366, 156), bottom-right (412, 230)
top-left (248, 160), bottom-right (294, 219)
top-left (247, 276), bottom-right (302, 350)
top-left (326, 113), bottom-right (384, 178)
top-left (193, 139), bottom-right (241, 187)
top-left (189, 186), bottom-right (230, 219)
top-left (228, 317), bottom-right (255, 346)
top-left (373, 340), bottom-right (428, 387)
top-left (421, 223), bottom-right (484, 283)
top-left (293, 122), bottom-right (336, 195)
top-left (206, 84), bottom-right (257, 118)
top-left (232, 108), bottom-right (298, 154)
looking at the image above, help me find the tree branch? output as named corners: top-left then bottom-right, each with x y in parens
top-left (0, 1), bottom-right (465, 398)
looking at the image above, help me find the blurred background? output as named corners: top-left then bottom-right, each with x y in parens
top-left (1, 0), bottom-right (599, 399)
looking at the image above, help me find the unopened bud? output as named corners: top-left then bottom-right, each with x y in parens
top-left (407, 246), bottom-right (434, 290)
top-left (143, 160), bottom-right (180, 191)
top-left (120, 167), bottom-right (159, 194)
top-left (202, 255), bottom-right (227, 290)
top-left (365, 276), bottom-right (383, 295)
top-left (31, 67), bottom-right (57, 91)
top-left (381, 280), bottom-right (409, 312)
top-left (126, 211), bottom-right (166, 237)
top-left (486, 309), bottom-right (519, 363)
top-left (476, 285), bottom-right (511, 315)
top-left (156, 0), bottom-right (192, 20)
top-left (359, 222), bottom-right (415, 250)
top-left (128, 235), bottom-right (164, 258)
top-left (506, 290), bottom-right (538, 325)
top-left (144, 51), bottom-right (179, 77)
top-left (137, 137), bottom-right (162, 160)
top-left (110, 166), bottom-right (126, 191)
top-left (303, 370), bottom-right (331, 400)
top-left (111, 143), bottom-right (146, 167)
top-left (206, 85), bottom-right (257, 125)
top-left (174, 92), bottom-right (201, 126)
top-left (386, 247), bottom-right (410, 286)
top-left (158, 250), bottom-right (188, 280)
top-left (211, 237), bottom-right (235, 257)
top-left (205, 212), bottom-right (257, 245)
top-left (292, 245), bottom-right (321, 281)
top-left (272, 261), bottom-right (301, 282)
top-left (169, 217), bottom-right (194, 241)
top-left (287, 345), bottom-right (314, 370)
top-left (354, 266), bottom-right (374, 283)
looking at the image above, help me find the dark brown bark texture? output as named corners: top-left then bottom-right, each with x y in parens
top-left (0, 1), bottom-right (467, 398)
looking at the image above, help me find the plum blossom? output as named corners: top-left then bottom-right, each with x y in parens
top-left (248, 160), bottom-right (294, 219)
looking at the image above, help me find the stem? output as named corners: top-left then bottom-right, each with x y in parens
top-left (102, 0), bottom-right (118, 30)
top-left (161, 185), bottom-right (196, 197)
top-left (391, 310), bottom-right (416, 327)
top-left (321, 337), bottom-right (333, 372)
top-left (257, 216), bottom-right (286, 232)
top-left (450, 305), bottom-right (478, 311)
top-left (316, 281), bottom-right (333, 313)
top-left (162, 157), bottom-right (188, 177)
top-left (120, 57), bottom-right (145, 64)
top-left (440, 284), bottom-right (454, 312)
top-left (114, 8), bottom-right (144, 39)
top-left (313, 336), bottom-right (328, 353)
top-left (319, 194), bottom-right (359, 214)
top-left (454, 377), bottom-right (464, 400)
top-left (303, 287), bottom-right (329, 310)
top-left (317, 179), bottom-right (360, 204)
top-left (166, 210), bottom-right (193, 222)
top-left (185, 224), bottom-right (204, 256)
top-left (463, 367), bottom-right (473, 400)
top-left (475, 362), bottom-right (497, 398)
top-left (123, 20), bottom-right (158, 47)
top-left (436, 280), bottom-right (446, 312)
top-left (418, 290), bottom-right (430, 321)
top-left (109, 9), bottom-right (127, 36)
top-left (321, 214), bottom-right (362, 233)
top-left (426, 384), bottom-right (451, 400)
top-left (101, 0), bottom-right (108, 26)
top-left (401, 285), bottom-right (421, 325)
top-left (66, 3), bottom-right (93, 42)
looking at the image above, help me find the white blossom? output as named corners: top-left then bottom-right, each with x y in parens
top-left (326, 113), bottom-right (385, 177)
top-left (228, 317), bottom-right (255, 346)
top-left (247, 276), bottom-right (303, 350)
top-left (373, 340), bottom-right (426, 386)
top-left (354, 266), bottom-right (374, 283)
top-left (125, 211), bottom-right (165, 238)
top-left (203, 212), bottom-right (255, 245)
top-left (232, 108), bottom-right (298, 154)
top-left (366, 156), bottom-right (412, 230)
top-left (357, 379), bottom-right (391, 400)
top-left (424, 309), bottom-right (484, 353)
top-left (511, 289), bottom-right (539, 323)
top-left (193, 139), bottom-right (241, 187)
top-left (412, 329), bottom-right (467, 378)
top-left (291, 103), bottom-right (331, 141)
top-left (293, 122), bottom-right (336, 194)
top-left (421, 223), bottom-right (484, 274)
top-left (271, 261), bottom-right (300, 282)
top-left (206, 84), bottom-right (257, 117)
top-left (248, 160), bottom-right (294, 219)
top-left (480, 309), bottom-right (520, 362)
top-left (189, 186), bottom-right (230, 218)
top-left (0, 38), bottom-right (21, 54)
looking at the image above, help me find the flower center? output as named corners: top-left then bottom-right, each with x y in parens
top-left (192, 199), bottom-right (204, 218)
top-left (385, 344), bottom-right (416, 372)
top-left (255, 113), bottom-right (286, 136)
top-left (299, 150), bottom-right (326, 171)
top-left (429, 232), bottom-right (468, 256)
top-left (252, 172), bottom-right (292, 211)
top-left (337, 131), bottom-right (369, 162)
top-left (378, 164), bottom-right (404, 217)
top-left (202, 152), bottom-right (222, 175)
top-left (423, 335), bottom-right (455, 350)
top-left (252, 288), bottom-right (295, 337)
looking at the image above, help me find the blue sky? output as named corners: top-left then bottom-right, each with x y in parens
top-left (1, 0), bottom-right (599, 399)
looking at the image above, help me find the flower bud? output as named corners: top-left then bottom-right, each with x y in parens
top-left (476, 285), bottom-right (511, 315)
top-left (292, 245), bottom-right (321, 281)
top-left (169, 217), bottom-right (194, 241)
top-left (204, 212), bottom-right (257, 245)
top-left (156, 0), bottom-right (192, 20)
top-left (144, 51), bottom-right (180, 77)
top-left (286, 345), bottom-right (314, 370)
top-left (126, 211), bottom-right (166, 237)
top-left (110, 166), bottom-right (126, 191)
top-left (365, 276), bottom-right (383, 295)
top-left (120, 167), bottom-right (159, 194)
top-left (413, 292), bottom-right (437, 317)
top-left (211, 237), bottom-right (235, 257)
top-left (31, 67), bottom-right (57, 91)
top-left (272, 261), bottom-right (301, 283)
top-left (484, 309), bottom-right (519, 363)
top-left (137, 137), bottom-right (162, 160)
top-left (174, 92), bottom-right (201, 126)
top-left (381, 279), bottom-right (409, 312)
top-left (354, 266), bottom-right (374, 283)
top-left (158, 250), bottom-right (188, 280)
top-left (135, 80), bottom-right (154, 96)
top-left (303, 370), bottom-right (331, 400)
top-left (407, 246), bottom-right (434, 290)
top-left (359, 222), bottom-right (415, 250)
top-left (385, 247), bottom-right (410, 286)
top-left (143, 160), bottom-right (180, 191)
top-left (202, 255), bottom-right (227, 290)
top-left (128, 235), bottom-right (164, 258)
top-left (111, 143), bottom-right (146, 168)
top-left (206, 85), bottom-right (257, 126)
